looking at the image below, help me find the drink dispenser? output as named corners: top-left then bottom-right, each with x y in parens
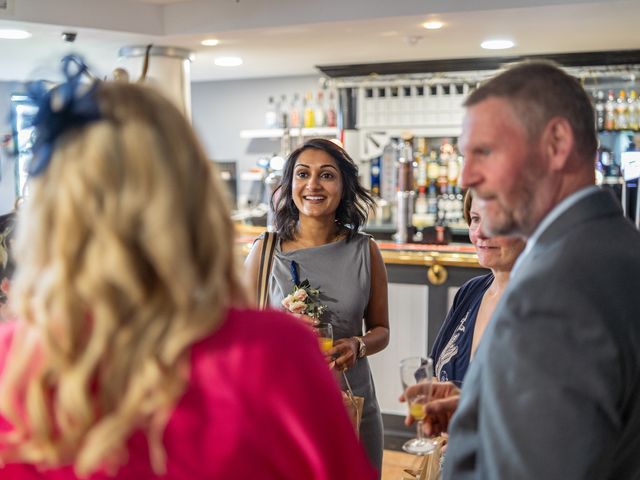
top-left (621, 151), bottom-right (640, 229)
top-left (395, 140), bottom-right (415, 243)
top-left (118, 46), bottom-right (193, 120)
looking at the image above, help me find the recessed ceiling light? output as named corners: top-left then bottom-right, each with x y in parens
top-left (201, 38), bottom-right (219, 46)
top-left (481, 39), bottom-right (515, 50)
top-left (214, 56), bottom-right (243, 67)
top-left (422, 21), bottom-right (444, 30)
top-left (0, 29), bottom-right (32, 40)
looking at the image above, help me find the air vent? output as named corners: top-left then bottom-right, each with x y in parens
top-left (0, 0), bottom-right (15, 15)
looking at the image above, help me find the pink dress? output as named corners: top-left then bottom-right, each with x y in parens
top-left (0, 308), bottom-right (376, 479)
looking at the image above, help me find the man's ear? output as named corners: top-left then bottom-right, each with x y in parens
top-left (542, 117), bottom-right (574, 171)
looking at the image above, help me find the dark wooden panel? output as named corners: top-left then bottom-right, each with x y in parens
top-left (317, 50), bottom-right (640, 78)
top-left (382, 413), bottom-right (413, 451)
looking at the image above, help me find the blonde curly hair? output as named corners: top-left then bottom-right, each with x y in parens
top-left (0, 82), bottom-right (245, 476)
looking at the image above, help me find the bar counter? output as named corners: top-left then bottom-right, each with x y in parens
top-left (235, 224), bottom-right (480, 268)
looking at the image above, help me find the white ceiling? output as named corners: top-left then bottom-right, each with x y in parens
top-left (136, 0), bottom-right (194, 4)
top-left (0, 0), bottom-right (638, 83)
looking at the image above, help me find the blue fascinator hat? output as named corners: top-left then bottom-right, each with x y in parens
top-left (28, 55), bottom-right (102, 176)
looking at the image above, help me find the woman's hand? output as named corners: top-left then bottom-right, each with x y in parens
top-left (399, 381), bottom-right (461, 436)
top-left (329, 338), bottom-right (359, 371)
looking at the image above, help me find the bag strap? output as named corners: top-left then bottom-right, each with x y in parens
top-left (342, 371), bottom-right (356, 399)
top-left (257, 231), bottom-right (277, 309)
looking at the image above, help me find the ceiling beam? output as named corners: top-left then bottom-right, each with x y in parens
top-left (317, 50), bottom-right (640, 78)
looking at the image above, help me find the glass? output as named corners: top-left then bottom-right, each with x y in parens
top-left (399, 356), bottom-right (434, 455)
top-left (315, 322), bottom-right (333, 353)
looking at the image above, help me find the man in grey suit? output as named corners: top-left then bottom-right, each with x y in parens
top-left (437, 61), bottom-right (640, 479)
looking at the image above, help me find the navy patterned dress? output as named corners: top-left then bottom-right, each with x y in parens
top-left (430, 273), bottom-right (493, 386)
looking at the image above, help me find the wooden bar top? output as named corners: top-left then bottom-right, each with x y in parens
top-left (235, 224), bottom-right (480, 268)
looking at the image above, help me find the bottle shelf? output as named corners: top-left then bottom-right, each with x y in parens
top-left (360, 126), bottom-right (462, 138)
top-left (240, 127), bottom-right (339, 139)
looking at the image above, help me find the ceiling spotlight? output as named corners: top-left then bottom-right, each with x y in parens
top-left (481, 39), bottom-right (515, 50)
top-left (214, 56), bottom-right (243, 67)
top-left (201, 38), bottom-right (219, 46)
top-left (422, 21), bottom-right (444, 30)
top-left (0, 29), bottom-right (32, 40)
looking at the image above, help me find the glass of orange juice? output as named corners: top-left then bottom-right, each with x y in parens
top-left (316, 322), bottom-right (333, 353)
top-left (399, 356), bottom-right (434, 455)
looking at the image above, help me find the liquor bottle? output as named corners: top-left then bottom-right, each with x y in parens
top-left (326, 90), bottom-right (337, 128)
top-left (454, 186), bottom-right (464, 225)
top-left (605, 90), bottom-right (616, 130)
top-left (265, 96), bottom-right (277, 129)
top-left (616, 90), bottom-right (628, 130)
top-left (447, 185), bottom-right (457, 223)
top-left (594, 90), bottom-right (605, 130)
top-left (314, 90), bottom-right (326, 127)
top-left (628, 90), bottom-right (639, 131)
top-left (426, 184), bottom-right (438, 225)
top-left (427, 150), bottom-right (439, 187)
top-left (414, 186), bottom-right (428, 214)
top-left (412, 186), bottom-right (430, 232)
top-left (437, 141), bottom-right (452, 188)
top-left (436, 184), bottom-right (448, 225)
top-left (289, 93), bottom-right (301, 128)
top-left (370, 155), bottom-right (381, 198)
top-left (415, 138), bottom-right (428, 189)
top-left (303, 91), bottom-right (315, 128)
top-left (447, 154), bottom-right (461, 188)
top-left (277, 94), bottom-right (288, 129)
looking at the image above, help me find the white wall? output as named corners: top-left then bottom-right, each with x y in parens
top-left (0, 74), bottom-right (327, 212)
top-left (191, 74), bottom-right (323, 199)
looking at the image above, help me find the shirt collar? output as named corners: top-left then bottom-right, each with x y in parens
top-left (510, 185), bottom-right (599, 278)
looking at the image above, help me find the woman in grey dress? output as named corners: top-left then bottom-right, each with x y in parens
top-left (246, 138), bottom-right (389, 475)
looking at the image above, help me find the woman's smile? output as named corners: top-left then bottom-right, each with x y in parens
top-left (303, 194), bottom-right (326, 202)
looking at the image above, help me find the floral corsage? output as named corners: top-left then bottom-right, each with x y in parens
top-left (281, 260), bottom-right (327, 320)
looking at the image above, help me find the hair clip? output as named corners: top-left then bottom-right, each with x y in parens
top-left (28, 55), bottom-right (102, 176)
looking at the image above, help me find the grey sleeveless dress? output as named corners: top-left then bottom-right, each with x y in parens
top-left (269, 232), bottom-right (384, 474)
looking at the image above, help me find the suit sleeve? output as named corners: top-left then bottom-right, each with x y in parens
top-left (477, 280), bottom-right (623, 479)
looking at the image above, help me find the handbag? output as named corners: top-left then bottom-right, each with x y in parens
top-left (255, 231), bottom-right (365, 435)
top-left (341, 371), bottom-right (365, 438)
top-left (256, 231), bottom-right (277, 308)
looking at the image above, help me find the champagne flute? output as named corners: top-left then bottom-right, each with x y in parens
top-left (399, 356), bottom-right (434, 455)
top-left (316, 322), bottom-right (333, 354)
